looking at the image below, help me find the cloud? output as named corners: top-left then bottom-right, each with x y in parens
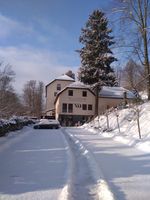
top-left (0, 13), bottom-right (51, 47)
top-left (0, 14), bottom-right (19, 38)
top-left (0, 13), bottom-right (34, 39)
top-left (0, 13), bottom-right (79, 93)
top-left (0, 46), bottom-right (79, 93)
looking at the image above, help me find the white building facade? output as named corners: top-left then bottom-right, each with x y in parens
top-left (45, 75), bottom-right (135, 125)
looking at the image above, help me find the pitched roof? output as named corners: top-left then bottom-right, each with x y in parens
top-left (55, 74), bottom-right (75, 81)
top-left (45, 74), bottom-right (75, 89)
top-left (67, 82), bottom-right (135, 99)
top-left (54, 82), bottom-right (135, 104)
top-left (67, 81), bottom-right (90, 89)
top-left (54, 81), bottom-right (95, 104)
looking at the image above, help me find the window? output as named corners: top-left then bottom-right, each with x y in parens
top-left (57, 84), bottom-right (61, 91)
top-left (106, 105), bottom-right (110, 109)
top-left (88, 104), bottom-right (92, 110)
top-left (68, 90), bottom-right (73, 96)
top-left (54, 92), bottom-right (57, 96)
top-left (82, 104), bottom-right (87, 110)
top-left (62, 103), bottom-right (67, 112)
top-left (68, 104), bottom-right (73, 113)
top-left (82, 91), bottom-right (87, 97)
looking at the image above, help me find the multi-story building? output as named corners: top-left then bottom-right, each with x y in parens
top-left (54, 81), bottom-right (95, 126)
top-left (45, 74), bottom-right (135, 125)
top-left (45, 74), bottom-right (75, 116)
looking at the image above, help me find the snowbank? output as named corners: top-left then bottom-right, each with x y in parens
top-left (83, 101), bottom-right (150, 153)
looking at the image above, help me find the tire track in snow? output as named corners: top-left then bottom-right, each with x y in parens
top-left (62, 128), bottom-right (99, 200)
top-left (62, 128), bottom-right (115, 200)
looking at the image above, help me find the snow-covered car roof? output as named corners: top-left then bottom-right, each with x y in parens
top-left (39, 119), bottom-right (60, 125)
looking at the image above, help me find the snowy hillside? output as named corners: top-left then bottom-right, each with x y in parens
top-left (83, 101), bottom-right (150, 153)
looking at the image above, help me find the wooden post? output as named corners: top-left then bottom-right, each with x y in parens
top-left (106, 111), bottom-right (109, 130)
top-left (123, 91), bottom-right (127, 106)
top-left (136, 108), bottom-right (141, 139)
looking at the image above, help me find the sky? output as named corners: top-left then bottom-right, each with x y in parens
top-left (0, 0), bottom-right (118, 93)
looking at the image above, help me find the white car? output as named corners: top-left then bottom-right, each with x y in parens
top-left (34, 119), bottom-right (60, 129)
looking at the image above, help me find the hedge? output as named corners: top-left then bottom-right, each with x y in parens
top-left (0, 116), bottom-right (35, 137)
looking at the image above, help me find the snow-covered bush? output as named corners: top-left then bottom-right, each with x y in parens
top-left (0, 116), bottom-right (34, 137)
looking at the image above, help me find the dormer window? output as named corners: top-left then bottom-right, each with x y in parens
top-left (57, 84), bottom-right (61, 91)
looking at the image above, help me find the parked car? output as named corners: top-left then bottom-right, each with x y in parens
top-left (33, 119), bottom-right (60, 129)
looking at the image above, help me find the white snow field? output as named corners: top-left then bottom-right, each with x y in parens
top-left (84, 101), bottom-right (150, 153)
top-left (0, 127), bottom-right (69, 200)
top-left (65, 127), bottom-right (150, 200)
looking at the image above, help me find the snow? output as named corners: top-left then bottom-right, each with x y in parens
top-left (100, 86), bottom-right (135, 99)
top-left (65, 126), bottom-right (150, 199)
top-left (83, 101), bottom-right (150, 153)
top-left (1, 101), bottom-right (150, 200)
top-left (0, 125), bottom-right (116, 200)
top-left (63, 129), bottom-right (115, 200)
top-left (65, 83), bottom-right (135, 99)
top-left (0, 116), bottom-right (34, 126)
top-left (56, 74), bottom-right (75, 81)
top-left (38, 119), bottom-right (60, 125)
top-left (0, 127), bottom-right (69, 200)
top-left (68, 81), bottom-right (89, 89)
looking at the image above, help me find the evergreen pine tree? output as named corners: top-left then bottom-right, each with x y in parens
top-left (78, 10), bottom-right (117, 116)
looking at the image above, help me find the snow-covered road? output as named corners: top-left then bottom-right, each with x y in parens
top-left (65, 127), bottom-right (150, 200)
top-left (0, 127), bottom-right (69, 200)
top-left (1, 126), bottom-right (150, 200)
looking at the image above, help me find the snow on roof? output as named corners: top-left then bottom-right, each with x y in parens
top-left (67, 83), bottom-right (135, 99)
top-left (100, 86), bottom-right (135, 99)
top-left (55, 81), bottom-right (135, 101)
top-left (68, 81), bottom-right (89, 89)
top-left (55, 74), bottom-right (75, 81)
top-left (46, 74), bottom-right (75, 88)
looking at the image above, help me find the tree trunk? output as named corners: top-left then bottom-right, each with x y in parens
top-left (106, 112), bottom-right (109, 130)
top-left (143, 31), bottom-right (150, 100)
top-left (116, 115), bottom-right (120, 133)
top-left (95, 84), bottom-right (99, 116)
top-left (138, 0), bottom-right (150, 99)
top-left (137, 110), bottom-right (141, 139)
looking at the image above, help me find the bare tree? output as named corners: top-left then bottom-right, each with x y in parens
top-left (0, 62), bottom-right (15, 92)
top-left (131, 103), bottom-right (142, 139)
top-left (35, 81), bottom-right (44, 117)
top-left (23, 80), bottom-right (44, 117)
top-left (112, 0), bottom-right (150, 99)
top-left (0, 62), bottom-right (24, 118)
top-left (23, 80), bottom-right (36, 115)
top-left (121, 59), bottom-right (145, 91)
top-left (0, 91), bottom-right (24, 118)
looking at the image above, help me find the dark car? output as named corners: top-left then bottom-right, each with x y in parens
top-left (33, 119), bottom-right (60, 129)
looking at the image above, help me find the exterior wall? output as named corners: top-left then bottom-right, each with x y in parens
top-left (98, 97), bottom-right (132, 114)
top-left (55, 87), bottom-right (134, 126)
top-left (56, 88), bottom-right (95, 117)
top-left (55, 98), bottom-right (60, 120)
top-left (45, 80), bottom-right (74, 116)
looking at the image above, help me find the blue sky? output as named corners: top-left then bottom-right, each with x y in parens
top-left (0, 0), bottom-right (118, 92)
